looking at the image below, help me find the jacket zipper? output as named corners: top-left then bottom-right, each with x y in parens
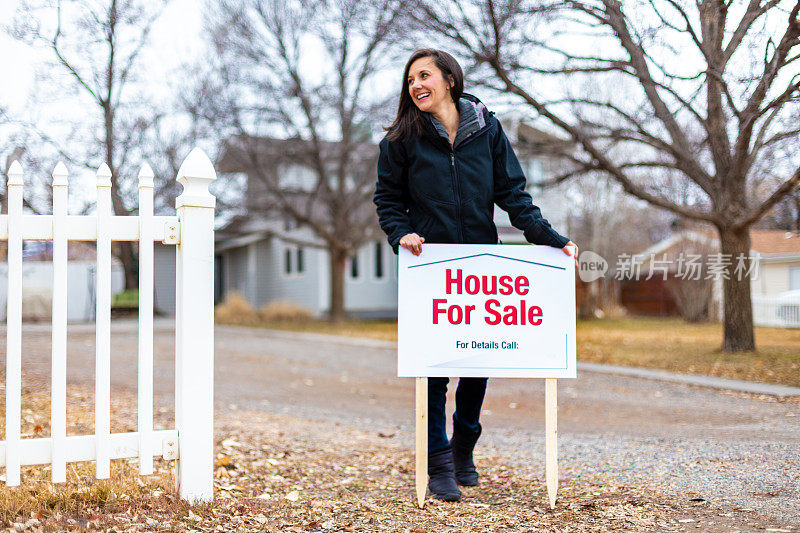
top-left (450, 150), bottom-right (464, 243)
top-left (450, 119), bottom-right (492, 243)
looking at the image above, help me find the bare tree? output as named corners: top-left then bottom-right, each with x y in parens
top-left (408, 0), bottom-right (800, 351)
top-left (12, 0), bottom-right (170, 289)
top-left (0, 111), bottom-right (64, 216)
top-left (201, 0), bottom-right (408, 322)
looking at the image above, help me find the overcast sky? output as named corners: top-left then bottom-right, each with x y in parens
top-left (0, 0), bottom-right (203, 112)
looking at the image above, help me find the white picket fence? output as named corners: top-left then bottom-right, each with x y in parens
top-left (1, 148), bottom-right (216, 502)
top-left (753, 294), bottom-right (800, 328)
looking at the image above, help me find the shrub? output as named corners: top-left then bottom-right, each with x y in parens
top-left (112, 289), bottom-right (139, 309)
top-left (258, 301), bottom-right (313, 323)
top-left (215, 292), bottom-right (260, 325)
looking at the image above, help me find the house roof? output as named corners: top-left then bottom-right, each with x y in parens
top-left (639, 229), bottom-right (800, 261)
top-left (749, 230), bottom-right (800, 256)
top-left (217, 134), bottom-right (377, 174)
top-left (516, 123), bottom-right (574, 155)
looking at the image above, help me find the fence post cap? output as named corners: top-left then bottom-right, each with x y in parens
top-left (176, 147), bottom-right (216, 209)
top-left (138, 162), bottom-right (154, 189)
top-left (96, 163), bottom-right (112, 187)
top-left (52, 161), bottom-right (69, 187)
top-left (8, 160), bottom-right (23, 185)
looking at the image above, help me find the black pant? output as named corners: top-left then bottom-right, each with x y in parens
top-left (428, 377), bottom-right (487, 452)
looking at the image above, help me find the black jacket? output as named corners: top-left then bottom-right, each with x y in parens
top-left (374, 93), bottom-right (569, 253)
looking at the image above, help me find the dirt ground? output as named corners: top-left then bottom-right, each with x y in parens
top-left (1, 388), bottom-right (793, 532)
top-left (1, 320), bottom-right (798, 531)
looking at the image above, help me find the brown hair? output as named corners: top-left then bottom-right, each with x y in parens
top-left (384, 49), bottom-right (464, 142)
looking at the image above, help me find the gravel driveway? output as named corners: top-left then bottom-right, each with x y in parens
top-left (8, 318), bottom-right (799, 527)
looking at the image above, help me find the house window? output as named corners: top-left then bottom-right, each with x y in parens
top-left (349, 254), bottom-right (359, 279)
top-left (283, 245), bottom-right (304, 277)
top-left (284, 248), bottom-right (292, 275)
top-left (791, 266), bottom-right (800, 291)
top-left (374, 241), bottom-right (384, 279)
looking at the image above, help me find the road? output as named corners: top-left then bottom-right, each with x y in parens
top-left (7, 319), bottom-right (800, 525)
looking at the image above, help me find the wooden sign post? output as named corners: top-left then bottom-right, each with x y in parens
top-left (398, 244), bottom-right (576, 509)
top-left (545, 378), bottom-right (558, 509)
top-left (415, 377), bottom-right (428, 508)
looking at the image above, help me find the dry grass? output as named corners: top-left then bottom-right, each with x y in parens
top-left (258, 301), bottom-right (313, 322)
top-left (0, 383), bottom-right (185, 531)
top-left (577, 317), bottom-right (800, 387)
top-left (0, 460), bottom-right (184, 530)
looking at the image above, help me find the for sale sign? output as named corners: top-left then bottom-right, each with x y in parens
top-left (398, 244), bottom-right (576, 378)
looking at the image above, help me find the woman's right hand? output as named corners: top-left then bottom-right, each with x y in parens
top-left (399, 233), bottom-right (425, 256)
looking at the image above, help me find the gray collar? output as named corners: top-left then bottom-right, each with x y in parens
top-left (428, 97), bottom-right (486, 147)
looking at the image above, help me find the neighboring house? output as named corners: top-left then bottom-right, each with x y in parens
top-left (631, 229), bottom-right (800, 325)
top-left (0, 241), bottom-right (126, 322)
top-left (206, 119), bottom-right (576, 319)
top-left (212, 215), bottom-right (398, 318)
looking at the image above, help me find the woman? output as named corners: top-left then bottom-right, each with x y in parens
top-left (373, 49), bottom-right (578, 502)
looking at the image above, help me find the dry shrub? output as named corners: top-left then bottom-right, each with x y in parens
top-left (666, 276), bottom-right (712, 323)
top-left (258, 301), bottom-right (313, 323)
top-left (215, 292), bottom-right (260, 325)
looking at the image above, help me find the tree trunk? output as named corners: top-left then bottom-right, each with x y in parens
top-left (718, 226), bottom-right (755, 351)
top-left (114, 241), bottom-right (138, 290)
top-left (328, 245), bottom-right (347, 323)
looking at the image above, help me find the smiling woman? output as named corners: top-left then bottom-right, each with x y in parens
top-left (373, 48), bottom-right (578, 502)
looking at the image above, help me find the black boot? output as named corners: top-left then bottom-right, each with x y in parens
top-left (428, 447), bottom-right (461, 501)
top-left (450, 421), bottom-right (481, 486)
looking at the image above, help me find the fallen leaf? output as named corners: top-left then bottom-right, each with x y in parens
top-left (221, 438), bottom-right (242, 449)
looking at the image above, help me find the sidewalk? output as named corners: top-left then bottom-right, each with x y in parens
top-left (577, 361), bottom-right (800, 398)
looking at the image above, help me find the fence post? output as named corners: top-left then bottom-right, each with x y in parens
top-left (174, 148), bottom-right (216, 503)
top-left (95, 163), bottom-right (112, 480)
top-left (5, 161), bottom-right (24, 487)
top-left (51, 162), bottom-right (69, 483)
top-left (138, 163), bottom-right (155, 476)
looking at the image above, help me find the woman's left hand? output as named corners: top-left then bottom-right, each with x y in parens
top-left (562, 241), bottom-right (579, 268)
